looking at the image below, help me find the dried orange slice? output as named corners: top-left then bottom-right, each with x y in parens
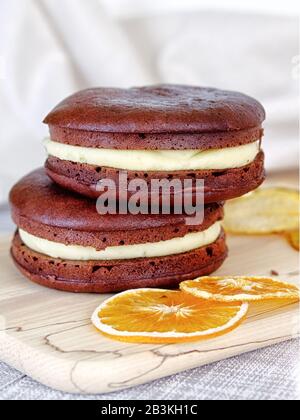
top-left (287, 230), bottom-right (299, 251)
top-left (91, 289), bottom-right (248, 344)
top-left (223, 188), bottom-right (299, 234)
top-left (180, 276), bottom-right (300, 302)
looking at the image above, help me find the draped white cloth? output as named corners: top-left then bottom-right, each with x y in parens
top-left (0, 0), bottom-right (298, 203)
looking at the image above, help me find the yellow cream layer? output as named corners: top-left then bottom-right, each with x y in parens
top-left (44, 138), bottom-right (260, 171)
top-left (19, 222), bottom-right (221, 261)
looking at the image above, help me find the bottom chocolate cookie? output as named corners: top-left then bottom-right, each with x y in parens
top-left (11, 231), bottom-right (227, 293)
top-left (9, 169), bottom-right (228, 294)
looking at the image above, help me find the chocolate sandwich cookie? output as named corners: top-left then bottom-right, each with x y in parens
top-left (10, 169), bottom-right (227, 293)
top-left (44, 84), bottom-right (266, 203)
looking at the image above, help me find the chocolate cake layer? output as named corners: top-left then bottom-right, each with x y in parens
top-left (12, 231), bottom-right (227, 293)
top-left (44, 85), bottom-right (265, 134)
top-left (48, 126), bottom-right (263, 150)
top-left (45, 151), bottom-right (265, 203)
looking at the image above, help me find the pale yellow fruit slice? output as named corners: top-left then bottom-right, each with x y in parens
top-left (223, 188), bottom-right (299, 234)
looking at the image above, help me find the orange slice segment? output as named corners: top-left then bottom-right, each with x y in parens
top-left (223, 188), bottom-right (299, 234)
top-left (91, 289), bottom-right (248, 344)
top-left (180, 276), bottom-right (300, 302)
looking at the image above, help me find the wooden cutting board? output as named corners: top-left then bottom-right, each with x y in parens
top-left (0, 231), bottom-right (299, 394)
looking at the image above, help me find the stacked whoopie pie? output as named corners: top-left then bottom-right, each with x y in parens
top-left (10, 85), bottom-right (266, 293)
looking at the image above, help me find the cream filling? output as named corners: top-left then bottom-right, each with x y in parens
top-left (19, 222), bottom-right (221, 261)
top-left (44, 138), bottom-right (260, 171)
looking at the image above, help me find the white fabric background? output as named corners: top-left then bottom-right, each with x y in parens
top-left (0, 0), bottom-right (299, 204)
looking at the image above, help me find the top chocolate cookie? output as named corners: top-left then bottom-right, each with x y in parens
top-left (44, 85), bottom-right (265, 134)
top-left (44, 85), bottom-right (266, 202)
